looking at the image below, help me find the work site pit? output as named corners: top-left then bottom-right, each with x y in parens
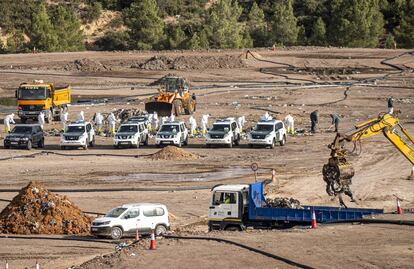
top-left (0, 181), bottom-right (91, 235)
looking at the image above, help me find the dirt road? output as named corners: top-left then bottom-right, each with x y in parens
top-left (0, 47), bottom-right (413, 268)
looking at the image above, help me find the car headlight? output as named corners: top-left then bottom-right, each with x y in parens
top-left (21, 137), bottom-right (29, 140)
top-left (102, 221), bottom-right (111, 225)
top-left (265, 133), bottom-right (272, 138)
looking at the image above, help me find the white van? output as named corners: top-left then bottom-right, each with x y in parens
top-left (91, 203), bottom-right (170, 239)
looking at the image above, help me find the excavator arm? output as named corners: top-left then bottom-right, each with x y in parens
top-left (323, 112), bottom-right (414, 204)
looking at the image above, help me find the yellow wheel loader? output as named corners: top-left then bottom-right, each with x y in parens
top-left (145, 76), bottom-right (196, 117)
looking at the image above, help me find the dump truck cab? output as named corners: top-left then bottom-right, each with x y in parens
top-left (16, 80), bottom-right (71, 123)
top-left (208, 184), bottom-right (249, 231)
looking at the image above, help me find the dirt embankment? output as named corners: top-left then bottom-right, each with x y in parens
top-left (0, 181), bottom-right (91, 235)
top-left (151, 146), bottom-right (199, 161)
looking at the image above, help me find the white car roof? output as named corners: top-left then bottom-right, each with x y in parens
top-left (257, 119), bottom-right (283, 125)
top-left (213, 184), bottom-right (249, 192)
top-left (121, 203), bottom-right (167, 208)
top-left (68, 121), bottom-right (90, 126)
top-left (162, 121), bottom-right (184, 125)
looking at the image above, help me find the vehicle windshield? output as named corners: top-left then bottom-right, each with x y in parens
top-left (160, 124), bottom-right (179, 133)
top-left (11, 126), bottom-right (32, 134)
top-left (211, 124), bottom-right (230, 132)
top-left (105, 207), bottom-right (127, 218)
top-left (17, 87), bottom-right (47, 100)
top-left (255, 124), bottom-right (273, 132)
top-left (129, 117), bottom-right (146, 122)
top-left (118, 125), bottom-right (138, 133)
top-left (164, 78), bottom-right (187, 92)
top-left (66, 125), bottom-right (85, 133)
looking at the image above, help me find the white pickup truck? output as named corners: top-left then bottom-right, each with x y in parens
top-left (247, 119), bottom-right (287, 148)
top-left (206, 118), bottom-right (241, 148)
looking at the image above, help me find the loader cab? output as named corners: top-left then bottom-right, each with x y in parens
top-left (208, 184), bottom-right (249, 230)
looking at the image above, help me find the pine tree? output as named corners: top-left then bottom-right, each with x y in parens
top-left (270, 0), bottom-right (299, 46)
top-left (188, 33), bottom-right (201, 49)
top-left (124, 0), bottom-right (165, 50)
top-left (247, 2), bottom-right (268, 47)
top-left (168, 26), bottom-right (187, 49)
top-left (204, 0), bottom-right (244, 49)
top-left (395, 0), bottom-right (414, 48)
top-left (51, 5), bottom-right (85, 51)
top-left (310, 17), bottom-right (326, 45)
top-left (384, 33), bottom-right (396, 49)
top-left (199, 29), bottom-right (209, 49)
top-left (327, 0), bottom-right (384, 47)
top-left (29, 4), bottom-right (58, 52)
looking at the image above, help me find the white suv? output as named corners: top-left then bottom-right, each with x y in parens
top-left (247, 119), bottom-right (286, 148)
top-left (113, 122), bottom-right (149, 148)
top-left (60, 121), bottom-right (95, 150)
top-left (155, 121), bottom-right (189, 147)
top-left (206, 118), bottom-right (241, 148)
top-left (91, 203), bottom-right (170, 240)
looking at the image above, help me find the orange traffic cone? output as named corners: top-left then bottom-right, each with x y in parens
top-left (149, 230), bottom-right (156, 250)
top-left (35, 259), bottom-right (40, 269)
top-left (397, 198), bottom-right (403, 214)
top-left (311, 209), bottom-right (317, 229)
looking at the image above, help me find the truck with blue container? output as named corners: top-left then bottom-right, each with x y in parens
top-left (208, 181), bottom-right (383, 231)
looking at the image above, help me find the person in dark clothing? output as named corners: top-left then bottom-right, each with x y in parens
top-left (310, 110), bottom-right (319, 133)
top-left (387, 96), bottom-right (394, 114)
top-left (330, 113), bottom-right (341, 132)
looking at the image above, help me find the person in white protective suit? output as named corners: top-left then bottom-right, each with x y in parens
top-left (201, 114), bottom-right (210, 135)
top-left (38, 111), bottom-right (45, 130)
top-left (60, 110), bottom-right (68, 131)
top-left (161, 116), bottom-right (168, 125)
top-left (108, 112), bottom-right (117, 136)
top-left (4, 113), bottom-right (15, 133)
top-left (77, 111), bottom-right (85, 122)
top-left (189, 116), bottom-right (197, 136)
top-left (260, 112), bottom-right (272, 121)
top-left (237, 116), bottom-right (246, 133)
top-left (169, 113), bottom-right (175, 122)
top-left (94, 112), bottom-right (104, 134)
top-left (284, 114), bottom-right (294, 134)
top-left (152, 112), bottom-right (159, 131)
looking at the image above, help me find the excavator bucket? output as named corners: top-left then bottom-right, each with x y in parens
top-left (145, 101), bottom-right (173, 117)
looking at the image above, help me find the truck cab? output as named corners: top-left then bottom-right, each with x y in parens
top-left (16, 80), bottom-right (71, 123)
top-left (208, 184), bottom-right (249, 231)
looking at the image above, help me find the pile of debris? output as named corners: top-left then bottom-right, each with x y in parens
top-left (0, 181), bottom-right (91, 234)
top-left (266, 197), bottom-right (302, 209)
top-left (132, 55), bottom-right (246, 71)
top-left (112, 108), bottom-right (141, 123)
top-left (151, 146), bottom-right (199, 161)
top-left (64, 58), bottom-right (110, 72)
top-left (44, 128), bottom-right (61, 136)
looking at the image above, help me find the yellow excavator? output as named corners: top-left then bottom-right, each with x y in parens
top-left (145, 76), bottom-right (196, 117)
top-left (322, 112), bottom-right (414, 205)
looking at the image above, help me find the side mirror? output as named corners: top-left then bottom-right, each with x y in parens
top-left (15, 90), bottom-right (18, 98)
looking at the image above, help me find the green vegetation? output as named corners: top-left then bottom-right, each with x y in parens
top-left (0, 0), bottom-right (414, 53)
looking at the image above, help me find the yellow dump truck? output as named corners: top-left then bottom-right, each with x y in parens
top-left (16, 80), bottom-right (71, 123)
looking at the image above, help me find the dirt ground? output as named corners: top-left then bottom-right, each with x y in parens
top-left (0, 47), bottom-right (413, 268)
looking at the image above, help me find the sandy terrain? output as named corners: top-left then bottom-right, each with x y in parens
top-left (0, 47), bottom-right (413, 268)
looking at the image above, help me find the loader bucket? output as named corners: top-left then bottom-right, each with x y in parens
top-left (145, 101), bottom-right (173, 117)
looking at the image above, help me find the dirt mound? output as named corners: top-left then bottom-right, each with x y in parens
top-left (64, 58), bottom-right (110, 72)
top-left (151, 146), bottom-right (198, 161)
top-left (133, 54), bottom-right (246, 71)
top-left (0, 181), bottom-right (91, 235)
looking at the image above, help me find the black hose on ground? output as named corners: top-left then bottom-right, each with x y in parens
top-left (164, 234), bottom-right (315, 269)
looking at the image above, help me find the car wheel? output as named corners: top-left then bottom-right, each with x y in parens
top-left (61, 146), bottom-right (66, 150)
top-left (184, 136), bottom-right (188, 146)
top-left (144, 136), bottom-right (149, 146)
top-left (83, 144), bottom-right (88, 150)
top-left (270, 138), bottom-right (275, 149)
top-left (38, 138), bottom-right (45, 148)
top-left (26, 140), bottom-right (32, 150)
top-left (234, 135), bottom-right (240, 146)
top-left (206, 144), bottom-right (211, 148)
top-left (248, 144), bottom-right (253, 148)
top-left (89, 136), bottom-right (95, 147)
top-left (110, 227), bottom-right (123, 240)
top-left (280, 135), bottom-right (286, 146)
top-left (135, 140), bottom-right (140, 148)
top-left (4, 144), bottom-right (10, 149)
top-left (228, 141), bottom-right (233, 148)
top-left (156, 144), bottom-right (161, 148)
top-left (177, 140), bottom-right (182, 148)
top-left (155, 224), bottom-right (167, 236)
top-left (224, 225), bottom-right (242, 231)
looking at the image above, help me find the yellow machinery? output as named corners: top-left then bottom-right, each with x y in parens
top-left (16, 80), bottom-right (71, 123)
top-left (323, 112), bottom-right (414, 202)
top-left (145, 76), bottom-right (196, 117)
